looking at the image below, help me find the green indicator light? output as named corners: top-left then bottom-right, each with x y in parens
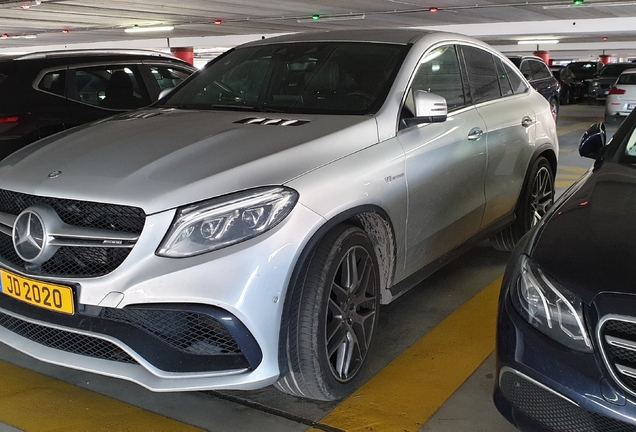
top-left (312, 14), bottom-right (320, 20)
top-left (574, 0), bottom-right (583, 5)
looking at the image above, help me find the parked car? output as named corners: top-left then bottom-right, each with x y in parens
top-left (605, 67), bottom-right (636, 124)
top-left (589, 62), bottom-right (636, 102)
top-left (0, 29), bottom-right (558, 401)
top-left (0, 50), bottom-right (197, 160)
top-left (508, 55), bottom-right (560, 121)
top-left (495, 110), bottom-right (636, 430)
top-left (553, 61), bottom-right (603, 104)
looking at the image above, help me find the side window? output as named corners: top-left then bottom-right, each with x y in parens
top-left (461, 46), bottom-right (501, 104)
top-left (503, 62), bottom-right (528, 94)
top-left (519, 60), bottom-right (533, 80)
top-left (68, 65), bottom-right (151, 110)
top-left (149, 66), bottom-right (192, 91)
top-left (37, 70), bottom-right (66, 96)
top-left (406, 44), bottom-right (465, 113)
top-left (494, 58), bottom-right (513, 96)
top-left (530, 60), bottom-right (551, 79)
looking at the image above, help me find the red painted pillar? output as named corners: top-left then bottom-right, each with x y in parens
top-left (171, 47), bottom-right (194, 65)
top-left (599, 54), bottom-right (611, 65)
top-left (533, 50), bottom-right (550, 64)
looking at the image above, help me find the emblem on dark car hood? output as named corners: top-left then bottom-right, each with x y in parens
top-left (48, 170), bottom-right (62, 179)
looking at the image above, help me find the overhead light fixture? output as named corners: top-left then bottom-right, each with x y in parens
top-left (297, 13), bottom-right (365, 23)
top-left (10, 34), bottom-right (37, 39)
top-left (544, 0), bottom-right (636, 8)
top-left (124, 25), bottom-right (174, 33)
top-left (518, 39), bottom-right (560, 45)
top-left (19, 0), bottom-right (40, 9)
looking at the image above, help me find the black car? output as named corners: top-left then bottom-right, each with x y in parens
top-left (508, 56), bottom-right (559, 121)
top-left (0, 50), bottom-right (196, 160)
top-left (495, 109), bottom-right (636, 431)
top-left (589, 62), bottom-right (636, 102)
top-left (553, 61), bottom-right (603, 105)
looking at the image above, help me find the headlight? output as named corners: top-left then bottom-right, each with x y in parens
top-left (157, 186), bottom-right (298, 257)
top-left (511, 256), bottom-right (592, 353)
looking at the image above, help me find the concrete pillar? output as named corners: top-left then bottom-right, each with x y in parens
top-left (171, 47), bottom-right (194, 65)
top-left (533, 50), bottom-right (550, 64)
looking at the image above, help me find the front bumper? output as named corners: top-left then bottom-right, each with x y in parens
top-left (495, 291), bottom-right (636, 431)
top-left (0, 203), bottom-right (325, 391)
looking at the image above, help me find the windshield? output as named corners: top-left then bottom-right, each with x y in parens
top-left (159, 42), bottom-right (407, 115)
top-left (600, 64), bottom-right (635, 78)
top-left (566, 62), bottom-right (598, 78)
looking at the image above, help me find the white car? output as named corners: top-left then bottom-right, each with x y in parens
top-left (0, 29), bottom-right (558, 401)
top-left (605, 68), bottom-right (636, 125)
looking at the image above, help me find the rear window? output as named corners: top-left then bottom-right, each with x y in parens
top-left (566, 62), bottom-right (598, 78)
top-left (617, 72), bottom-right (636, 85)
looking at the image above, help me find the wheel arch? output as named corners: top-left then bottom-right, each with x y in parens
top-left (285, 205), bottom-right (397, 308)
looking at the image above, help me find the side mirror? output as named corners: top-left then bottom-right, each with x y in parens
top-left (403, 90), bottom-right (448, 128)
top-left (579, 122), bottom-right (606, 160)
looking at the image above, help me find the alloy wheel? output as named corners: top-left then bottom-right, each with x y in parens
top-left (530, 166), bottom-right (554, 227)
top-left (325, 245), bottom-right (377, 382)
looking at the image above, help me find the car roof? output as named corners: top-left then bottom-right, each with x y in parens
top-left (0, 49), bottom-right (187, 64)
top-left (242, 29), bottom-right (438, 47)
top-left (620, 68), bottom-right (636, 75)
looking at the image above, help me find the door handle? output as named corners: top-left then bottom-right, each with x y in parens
top-left (467, 127), bottom-right (484, 141)
top-left (521, 116), bottom-right (535, 128)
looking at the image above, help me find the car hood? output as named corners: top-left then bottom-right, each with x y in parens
top-left (0, 108), bottom-right (378, 214)
top-left (531, 161), bottom-right (636, 304)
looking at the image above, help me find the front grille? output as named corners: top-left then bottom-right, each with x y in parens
top-left (102, 308), bottom-right (242, 356)
top-left (500, 370), bottom-right (636, 432)
top-left (0, 310), bottom-right (136, 364)
top-left (0, 189), bottom-right (145, 277)
top-left (600, 318), bottom-right (636, 398)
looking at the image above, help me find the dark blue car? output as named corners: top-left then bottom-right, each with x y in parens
top-left (495, 109), bottom-right (636, 431)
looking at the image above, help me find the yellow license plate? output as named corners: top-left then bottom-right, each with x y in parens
top-left (0, 270), bottom-right (75, 315)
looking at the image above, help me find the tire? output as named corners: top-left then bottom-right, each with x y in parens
top-left (275, 224), bottom-right (381, 401)
top-left (605, 113), bottom-right (618, 125)
top-left (490, 156), bottom-right (555, 252)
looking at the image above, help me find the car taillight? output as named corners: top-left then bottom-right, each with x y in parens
top-left (0, 116), bottom-right (19, 124)
top-left (609, 86), bottom-right (627, 95)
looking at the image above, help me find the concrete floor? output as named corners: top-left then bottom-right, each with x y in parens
top-left (0, 103), bottom-right (612, 432)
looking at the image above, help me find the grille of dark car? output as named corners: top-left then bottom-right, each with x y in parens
top-left (599, 318), bottom-right (636, 398)
top-left (101, 308), bottom-right (242, 356)
top-left (0, 189), bottom-right (145, 277)
top-left (0, 310), bottom-right (137, 364)
top-left (500, 370), bottom-right (636, 432)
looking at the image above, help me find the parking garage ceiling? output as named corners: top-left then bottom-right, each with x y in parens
top-left (1, 0), bottom-right (635, 60)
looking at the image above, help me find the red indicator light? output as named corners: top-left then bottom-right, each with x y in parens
top-left (603, 36), bottom-right (608, 41)
top-left (62, 29), bottom-right (69, 34)
top-left (579, 201), bottom-right (589, 207)
top-left (214, 19), bottom-right (222, 25)
top-left (429, 7), bottom-right (438, 12)
top-left (609, 86), bottom-right (627, 95)
top-left (1, 34), bottom-right (8, 39)
top-left (0, 116), bottom-right (19, 124)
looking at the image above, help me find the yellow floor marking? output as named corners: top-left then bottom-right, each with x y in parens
top-left (0, 361), bottom-right (203, 432)
top-left (557, 122), bottom-right (594, 137)
top-left (556, 181), bottom-right (576, 188)
top-left (559, 166), bottom-right (588, 174)
top-left (556, 174), bottom-right (584, 180)
top-left (313, 278), bottom-right (502, 432)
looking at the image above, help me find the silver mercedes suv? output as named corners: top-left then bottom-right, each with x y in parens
top-left (0, 30), bottom-right (557, 401)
